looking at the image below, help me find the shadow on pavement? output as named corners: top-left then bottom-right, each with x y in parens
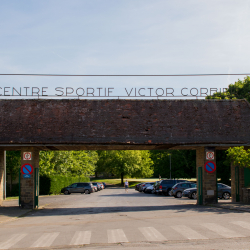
top-left (0, 206), bottom-right (31, 222)
top-left (33, 203), bottom-right (245, 217)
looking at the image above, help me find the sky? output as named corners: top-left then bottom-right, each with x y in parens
top-left (0, 0), bottom-right (250, 99)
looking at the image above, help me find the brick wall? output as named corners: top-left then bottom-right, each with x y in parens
top-left (0, 99), bottom-right (249, 147)
top-left (243, 188), bottom-right (250, 203)
top-left (20, 147), bottom-right (39, 209)
top-left (231, 163), bottom-right (245, 202)
top-left (196, 147), bottom-right (217, 204)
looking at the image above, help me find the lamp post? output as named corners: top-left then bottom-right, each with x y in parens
top-left (169, 152), bottom-right (172, 179)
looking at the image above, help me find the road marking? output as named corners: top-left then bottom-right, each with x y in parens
top-left (70, 231), bottom-right (91, 245)
top-left (0, 234), bottom-right (27, 249)
top-left (139, 227), bottom-right (167, 241)
top-left (107, 229), bottom-right (128, 243)
top-left (202, 223), bottom-right (244, 238)
top-left (30, 232), bottom-right (60, 248)
top-left (171, 225), bottom-right (208, 240)
top-left (231, 221), bottom-right (250, 230)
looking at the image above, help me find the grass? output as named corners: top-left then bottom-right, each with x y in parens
top-left (6, 196), bottom-right (18, 200)
top-left (90, 178), bottom-right (122, 186)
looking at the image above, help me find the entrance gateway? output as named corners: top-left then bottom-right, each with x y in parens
top-left (0, 99), bottom-right (250, 208)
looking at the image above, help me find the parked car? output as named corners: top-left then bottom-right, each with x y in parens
top-left (183, 187), bottom-right (197, 199)
top-left (183, 183), bottom-right (231, 200)
top-left (92, 182), bottom-right (102, 191)
top-left (102, 182), bottom-right (106, 188)
top-left (61, 182), bottom-right (94, 195)
top-left (170, 182), bottom-right (197, 198)
top-left (139, 182), bottom-right (155, 192)
top-left (154, 179), bottom-right (190, 196)
top-left (99, 183), bottom-right (104, 189)
top-left (135, 183), bottom-right (143, 191)
top-left (217, 183), bottom-right (231, 199)
top-left (144, 184), bottom-right (155, 194)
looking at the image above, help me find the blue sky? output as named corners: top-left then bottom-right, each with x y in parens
top-left (1, 0), bottom-right (250, 98)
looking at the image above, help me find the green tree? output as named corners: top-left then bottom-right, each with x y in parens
top-left (206, 76), bottom-right (250, 184)
top-left (150, 150), bottom-right (196, 179)
top-left (216, 150), bottom-right (231, 185)
top-left (206, 76), bottom-right (250, 102)
top-left (226, 146), bottom-right (250, 168)
top-left (96, 150), bottom-right (153, 184)
top-left (6, 151), bottom-right (21, 195)
top-left (39, 151), bottom-right (98, 177)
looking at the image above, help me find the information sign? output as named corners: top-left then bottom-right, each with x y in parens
top-left (23, 152), bottom-right (32, 160)
top-left (206, 152), bottom-right (214, 160)
top-left (204, 161), bottom-right (216, 173)
top-left (21, 163), bottom-right (34, 178)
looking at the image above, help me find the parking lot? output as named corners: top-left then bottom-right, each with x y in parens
top-left (1, 187), bottom-right (250, 250)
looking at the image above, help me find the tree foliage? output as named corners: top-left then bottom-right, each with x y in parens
top-left (39, 150), bottom-right (98, 177)
top-left (226, 146), bottom-right (250, 168)
top-left (6, 151), bottom-right (21, 195)
top-left (150, 150), bottom-right (196, 179)
top-left (206, 76), bottom-right (250, 102)
top-left (96, 150), bottom-right (153, 184)
top-left (216, 150), bottom-right (231, 185)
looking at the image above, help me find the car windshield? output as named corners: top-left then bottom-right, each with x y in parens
top-left (191, 183), bottom-right (197, 188)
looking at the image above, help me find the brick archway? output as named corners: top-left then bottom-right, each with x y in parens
top-left (0, 99), bottom-right (250, 208)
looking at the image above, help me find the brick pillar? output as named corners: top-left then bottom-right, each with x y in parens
top-left (0, 150), bottom-right (4, 206)
top-left (20, 147), bottom-right (39, 209)
top-left (231, 162), bottom-right (245, 202)
top-left (196, 147), bottom-right (217, 205)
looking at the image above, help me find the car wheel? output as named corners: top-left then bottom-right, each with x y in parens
top-left (85, 189), bottom-right (90, 194)
top-left (222, 192), bottom-right (230, 200)
top-left (64, 190), bottom-right (70, 195)
top-left (176, 191), bottom-right (182, 198)
top-left (191, 192), bottom-right (197, 199)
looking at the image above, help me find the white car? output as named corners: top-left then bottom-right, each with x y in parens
top-left (144, 185), bottom-right (154, 194)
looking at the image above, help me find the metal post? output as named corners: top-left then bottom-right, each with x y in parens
top-left (19, 168), bottom-right (21, 207)
top-left (235, 166), bottom-right (240, 202)
top-left (198, 167), bottom-right (203, 205)
top-left (169, 153), bottom-right (172, 179)
top-left (3, 151), bottom-right (6, 200)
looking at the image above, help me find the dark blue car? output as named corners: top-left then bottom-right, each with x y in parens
top-left (183, 183), bottom-right (231, 199)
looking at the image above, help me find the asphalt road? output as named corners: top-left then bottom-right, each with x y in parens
top-left (0, 188), bottom-right (250, 250)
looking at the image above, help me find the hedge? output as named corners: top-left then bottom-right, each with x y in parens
top-left (40, 175), bottom-right (90, 195)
